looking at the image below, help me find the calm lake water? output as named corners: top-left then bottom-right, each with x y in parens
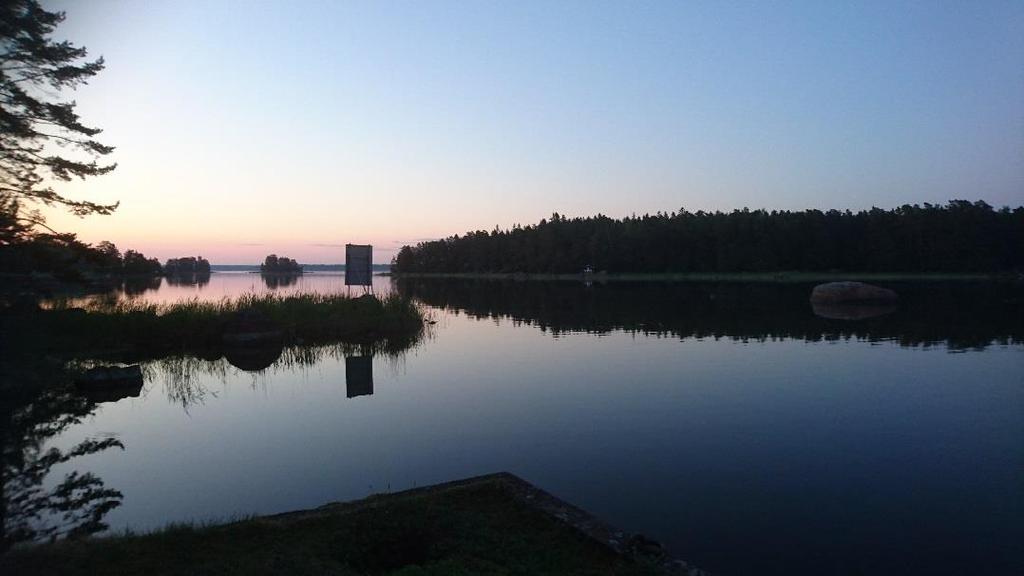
top-left (11, 273), bottom-right (1024, 575)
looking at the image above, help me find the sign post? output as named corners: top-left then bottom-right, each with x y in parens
top-left (345, 244), bottom-right (373, 292)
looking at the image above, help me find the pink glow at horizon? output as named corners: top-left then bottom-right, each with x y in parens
top-left (56, 236), bottom-right (408, 265)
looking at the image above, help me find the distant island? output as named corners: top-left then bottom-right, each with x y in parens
top-left (392, 200), bottom-right (1024, 275)
top-left (0, 234), bottom-right (223, 295)
top-left (164, 256), bottom-right (211, 277)
top-left (213, 264), bottom-right (391, 273)
top-left (259, 254), bottom-right (303, 274)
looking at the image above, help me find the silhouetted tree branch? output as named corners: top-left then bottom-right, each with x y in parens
top-left (0, 0), bottom-right (117, 242)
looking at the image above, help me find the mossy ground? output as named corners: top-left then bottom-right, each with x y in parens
top-left (3, 475), bottom-right (664, 576)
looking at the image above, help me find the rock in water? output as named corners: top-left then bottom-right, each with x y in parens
top-left (75, 365), bottom-right (144, 403)
top-left (811, 301), bottom-right (898, 320)
top-left (809, 281), bottom-right (898, 303)
top-left (222, 310), bottom-right (284, 371)
top-left (222, 310), bottom-right (283, 345)
top-left (76, 364), bottom-right (143, 386)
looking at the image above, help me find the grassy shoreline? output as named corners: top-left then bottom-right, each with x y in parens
top-left (1, 473), bottom-right (687, 576)
top-left (391, 271), bottom-right (1009, 282)
top-left (2, 293), bottom-right (426, 363)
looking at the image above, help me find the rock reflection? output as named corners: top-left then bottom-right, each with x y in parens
top-left (224, 344), bottom-right (284, 372)
top-left (811, 301), bottom-right (898, 321)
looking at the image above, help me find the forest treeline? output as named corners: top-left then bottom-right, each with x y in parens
top-left (393, 200), bottom-right (1024, 274)
top-left (0, 234), bottom-right (162, 280)
top-left (0, 232), bottom-right (213, 287)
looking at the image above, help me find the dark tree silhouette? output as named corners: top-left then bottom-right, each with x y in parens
top-left (164, 256), bottom-right (211, 276)
top-left (260, 254), bottom-right (302, 274)
top-left (393, 201), bottom-right (1024, 274)
top-left (0, 0), bottom-right (116, 242)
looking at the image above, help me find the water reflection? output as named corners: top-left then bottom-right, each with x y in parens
top-left (75, 378), bottom-right (143, 405)
top-left (396, 278), bottom-right (1024, 350)
top-left (122, 276), bottom-right (162, 297)
top-left (260, 273), bottom-right (301, 289)
top-left (4, 278), bottom-right (1021, 574)
top-left (1, 339), bottom-right (397, 549)
top-left (224, 340), bottom-right (285, 372)
top-left (165, 272), bottom-right (211, 288)
top-left (345, 356), bottom-right (374, 398)
top-left (810, 301), bottom-right (898, 321)
top-left (1, 363), bottom-right (123, 550)
top-left (148, 355), bottom-right (224, 410)
top-left (146, 343), bottom-right (397, 411)
top-left (43, 272), bottom-right (397, 308)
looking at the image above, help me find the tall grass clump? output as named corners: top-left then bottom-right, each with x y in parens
top-left (6, 292), bottom-right (425, 362)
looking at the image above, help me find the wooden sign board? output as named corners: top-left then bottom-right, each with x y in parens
top-left (345, 244), bottom-right (372, 286)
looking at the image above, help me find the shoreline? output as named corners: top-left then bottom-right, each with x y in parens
top-left (2, 473), bottom-right (703, 575)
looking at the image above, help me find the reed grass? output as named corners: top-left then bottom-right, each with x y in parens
top-left (9, 292), bottom-right (425, 362)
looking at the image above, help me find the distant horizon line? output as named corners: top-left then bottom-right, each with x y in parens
top-left (209, 263), bottom-right (391, 268)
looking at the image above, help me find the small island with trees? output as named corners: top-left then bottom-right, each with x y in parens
top-left (259, 254), bottom-right (303, 288)
top-left (259, 254), bottom-right (303, 275)
top-left (164, 256), bottom-right (211, 277)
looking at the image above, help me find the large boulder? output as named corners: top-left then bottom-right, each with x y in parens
top-left (809, 281), bottom-right (898, 304)
top-left (222, 310), bottom-right (283, 345)
top-left (222, 310), bottom-right (284, 372)
top-left (75, 365), bottom-right (144, 403)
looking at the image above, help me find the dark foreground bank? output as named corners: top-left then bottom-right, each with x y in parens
top-left (1, 473), bottom-right (701, 576)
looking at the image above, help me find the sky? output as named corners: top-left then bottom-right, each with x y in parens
top-left (41, 0), bottom-right (1024, 264)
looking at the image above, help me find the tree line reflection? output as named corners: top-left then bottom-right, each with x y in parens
top-left (395, 279), bottom-right (1023, 350)
top-left (1, 362), bottom-right (124, 551)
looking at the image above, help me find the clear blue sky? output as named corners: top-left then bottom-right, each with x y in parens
top-left (46, 0), bottom-right (1024, 263)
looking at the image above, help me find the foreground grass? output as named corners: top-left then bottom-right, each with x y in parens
top-left (4, 293), bottom-right (425, 361)
top-left (2, 475), bottom-right (664, 576)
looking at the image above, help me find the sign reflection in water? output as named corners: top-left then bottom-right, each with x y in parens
top-left (346, 356), bottom-right (374, 399)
